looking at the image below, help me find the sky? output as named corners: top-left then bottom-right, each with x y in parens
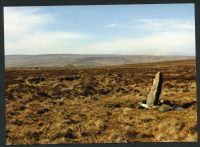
top-left (4, 4), bottom-right (195, 55)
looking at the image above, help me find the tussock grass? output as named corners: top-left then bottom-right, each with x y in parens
top-left (6, 60), bottom-right (197, 144)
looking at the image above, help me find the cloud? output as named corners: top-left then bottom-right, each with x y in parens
top-left (98, 18), bottom-right (195, 56)
top-left (5, 31), bottom-right (89, 54)
top-left (4, 7), bottom-right (89, 55)
top-left (136, 18), bottom-right (195, 31)
top-left (77, 30), bottom-right (195, 56)
top-left (4, 8), bottom-right (52, 39)
top-left (4, 7), bottom-right (195, 56)
top-left (103, 18), bottom-right (195, 32)
top-left (103, 23), bottom-right (124, 28)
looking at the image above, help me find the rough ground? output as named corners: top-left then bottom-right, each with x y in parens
top-left (6, 59), bottom-right (197, 144)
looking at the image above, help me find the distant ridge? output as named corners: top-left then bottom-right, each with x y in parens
top-left (5, 54), bottom-right (195, 68)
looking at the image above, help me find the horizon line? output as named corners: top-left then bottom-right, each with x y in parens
top-left (5, 54), bottom-right (195, 57)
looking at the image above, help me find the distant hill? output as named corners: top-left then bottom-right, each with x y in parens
top-left (5, 54), bottom-right (195, 68)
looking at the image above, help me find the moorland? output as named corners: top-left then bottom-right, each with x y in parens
top-left (6, 59), bottom-right (197, 144)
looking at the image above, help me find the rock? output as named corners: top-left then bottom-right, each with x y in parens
top-left (158, 104), bottom-right (174, 112)
top-left (146, 72), bottom-right (163, 107)
top-left (137, 102), bottom-right (147, 109)
top-left (140, 103), bottom-right (149, 108)
top-left (152, 105), bottom-right (160, 110)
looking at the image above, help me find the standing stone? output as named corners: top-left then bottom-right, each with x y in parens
top-left (146, 72), bottom-right (163, 107)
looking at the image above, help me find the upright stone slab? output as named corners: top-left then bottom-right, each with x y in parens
top-left (146, 72), bottom-right (163, 107)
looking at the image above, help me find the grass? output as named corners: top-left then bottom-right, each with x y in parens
top-left (5, 59), bottom-right (197, 144)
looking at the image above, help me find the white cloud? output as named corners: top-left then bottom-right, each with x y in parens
top-left (136, 18), bottom-right (195, 31)
top-left (77, 30), bottom-right (195, 56)
top-left (5, 31), bottom-right (89, 54)
top-left (103, 18), bottom-right (194, 32)
top-left (4, 7), bottom-right (195, 56)
top-left (98, 18), bottom-right (195, 55)
top-left (103, 23), bottom-right (124, 28)
top-left (4, 8), bottom-right (52, 39)
top-left (4, 7), bottom-right (89, 55)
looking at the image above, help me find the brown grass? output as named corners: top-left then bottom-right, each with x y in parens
top-left (5, 59), bottom-right (197, 144)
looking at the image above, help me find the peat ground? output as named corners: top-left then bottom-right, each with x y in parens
top-left (5, 59), bottom-right (197, 144)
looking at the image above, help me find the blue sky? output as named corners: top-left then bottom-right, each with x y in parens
top-left (4, 4), bottom-right (195, 55)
